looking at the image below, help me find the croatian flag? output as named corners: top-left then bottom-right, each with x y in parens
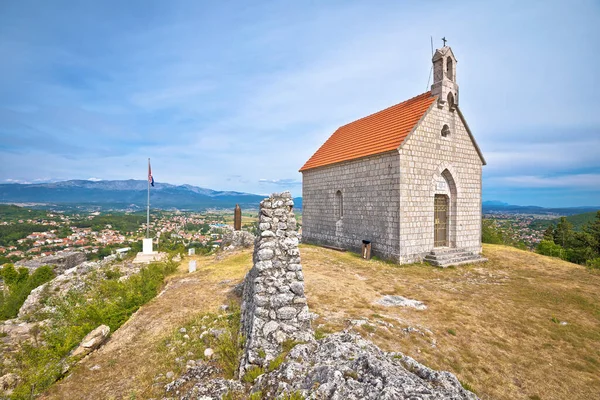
top-left (148, 160), bottom-right (154, 187)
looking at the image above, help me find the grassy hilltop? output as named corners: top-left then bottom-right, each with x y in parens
top-left (39, 243), bottom-right (600, 400)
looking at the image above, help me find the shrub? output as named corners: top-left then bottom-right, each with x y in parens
top-left (0, 265), bottom-right (55, 320)
top-left (161, 303), bottom-right (244, 382)
top-left (281, 391), bottom-right (305, 400)
top-left (586, 257), bottom-right (600, 269)
top-left (242, 365), bottom-right (264, 383)
top-left (215, 306), bottom-right (243, 379)
top-left (536, 240), bottom-right (567, 259)
top-left (267, 353), bottom-right (286, 372)
top-left (314, 327), bottom-right (330, 340)
top-left (9, 259), bottom-right (177, 398)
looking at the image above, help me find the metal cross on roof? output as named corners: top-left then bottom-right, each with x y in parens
top-left (442, 37), bottom-right (447, 47)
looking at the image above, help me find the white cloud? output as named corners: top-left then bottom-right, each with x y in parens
top-left (4, 178), bottom-right (31, 184)
top-left (259, 178), bottom-right (301, 187)
top-left (489, 174), bottom-right (600, 189)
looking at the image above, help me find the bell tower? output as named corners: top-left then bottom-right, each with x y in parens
top-left (431, 43), bottom-right (459, 110)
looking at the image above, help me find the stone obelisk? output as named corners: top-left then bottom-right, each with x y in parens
top-left (238, 192), bottom-right (313, 376)
top-left (234, 204), bottom-right (242, 231)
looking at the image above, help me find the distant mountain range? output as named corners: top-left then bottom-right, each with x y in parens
top-left (0, 180), bottom-right (595, 214)
top-left (482, 201), bottom-right (599, 216)
top-left (0, 180), bottom-right (302, 211)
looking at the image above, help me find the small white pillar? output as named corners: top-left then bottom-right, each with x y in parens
top-left (188, 260), bottom-right (197, 273)
top-left (142, 238), bottom-right (154, 254)
top-left (188, 248), bottom-right (195, 256)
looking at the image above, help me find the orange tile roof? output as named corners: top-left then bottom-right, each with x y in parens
top-left (299, 92), bottom-right (436, 171)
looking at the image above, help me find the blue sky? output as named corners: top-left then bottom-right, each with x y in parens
top-left (0, 0), bottom-right (599, 207)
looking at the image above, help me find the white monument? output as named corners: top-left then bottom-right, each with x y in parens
top-left (188, 260), bottom-right (197, 273)
top-left (143, 238), bottom-right (154, 254)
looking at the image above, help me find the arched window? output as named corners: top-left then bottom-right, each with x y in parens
top-left (336, 190), bottom-right (343, 219)
top-left (441, 124), bottom-right (450, 137)
top-left (447, 92), bottom-right (455, 111)
top-left (446, 57), bottom-right (453, 81)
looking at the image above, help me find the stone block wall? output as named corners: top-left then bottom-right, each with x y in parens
top-left (301, 152), bottom-right (401, 260)
top-left (398, 102), bottom-right (483, 263)
top-left (239, 192), bottom-right (313, 376)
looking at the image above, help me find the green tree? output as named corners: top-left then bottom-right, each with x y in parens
top-left (57, 226), bottom-right (72, 238)
top-left (584, 211), bottom-right (600, 254)
top-left (543, 225), bottom-right (555, 242)
top-left (1, 264), bottom-right (19, 285)
top-left (554, 217), bottom-right (574, 248)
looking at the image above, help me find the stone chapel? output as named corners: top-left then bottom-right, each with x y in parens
top-left (300, 45), bottom-right (486, 266)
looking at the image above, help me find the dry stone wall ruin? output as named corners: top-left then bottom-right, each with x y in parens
top-left (239, 192), bottom-right (313, 375)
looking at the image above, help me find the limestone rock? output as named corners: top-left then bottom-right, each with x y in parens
top-left (253, 331), bottom-right (478, 399)
top-left (71, 325), bottom-right (110, 358)
top-left (0, 373), bottom-right (20, 394)
top-left (166, 363), bottom-right (245, 399)
top-left (221, 229), bottom-right (255, 251)
top-left (376, 295), bottom-right (427, 310)
top-left (17, 258), bottom-right (136, 320)
top-left (204, 348), bottom-right (214, 359)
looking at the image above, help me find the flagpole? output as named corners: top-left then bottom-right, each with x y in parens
top-left (147, 158), bottom-right (150, 239)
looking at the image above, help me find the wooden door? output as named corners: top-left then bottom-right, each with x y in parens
top-left (434, 195), bottom-right (449, 247)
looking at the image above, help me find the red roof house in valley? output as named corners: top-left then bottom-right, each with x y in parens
top-left (300, 44), bottom-right (486, 266)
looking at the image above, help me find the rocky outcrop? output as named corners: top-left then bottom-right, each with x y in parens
top-left (71, 325), bottom-right (110, 358)
top-left (239, 192), bottom-right (313, 376)
top-left (0, 373), bottom-right (20, 396)
top-left (16, 251), bottom-right (86, 273)
top-left (220, 229), bottom-right (255, 251)
top-left (18, 257), bottom-right (141, 320)
top-left (166, 364), bottom-right (245, 400)
top-left (1, 257), bottom-right (137, 352)
top-left (17, 258), bottom-right (133, 320)
top-left (252, 331), bottom-right (477, 400)
top-left (0, 320), bottom-right (46, 350)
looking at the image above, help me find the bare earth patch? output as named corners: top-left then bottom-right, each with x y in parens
top-left (42, 244), bottom-right (600, 400)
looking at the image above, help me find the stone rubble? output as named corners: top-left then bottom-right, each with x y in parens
top-left (238, 192), bottom-right (313, 376)
top-left (165, 364), bottom-right (245, 400)
top-left (220, 229), bottom-right (255, 251)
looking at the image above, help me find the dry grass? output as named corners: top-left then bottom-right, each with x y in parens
top-left (221, 213), bottom-right (258, 225)
top-left (42, 244), bottom-right (600, 400)
top-left (302, 244), bottom-right (600, 400)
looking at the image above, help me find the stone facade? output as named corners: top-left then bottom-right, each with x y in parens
top-left (301, 46), bottom-right (484, 264)
top-left (239, 192), bottom-right (313, 376)
top-left (398, 102), bottom-right (482, 263)
top-left (302, 152), bottom-right (401, 258)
